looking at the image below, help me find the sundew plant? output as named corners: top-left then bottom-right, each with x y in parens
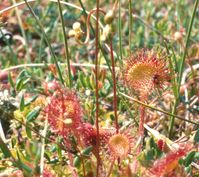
top-left (0, 0), bottom-right (199, 177)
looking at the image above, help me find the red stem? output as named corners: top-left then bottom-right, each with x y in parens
top-left (95, 0), bottom-right (100, 176)
top-left (110, 41), bottom-right (119, 133)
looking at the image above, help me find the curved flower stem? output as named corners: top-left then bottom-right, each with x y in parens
top-left (95, 0), bottom-right (100, 176)
top-left (110, 41), bottom-right (119, 133)
top-left (24, 0), bottom-right (65, 85)
top-left (169, 0), bottom-right (199, 138)
top-left (82, 8), bottom-right (105, 44)
top-left (57, 0), bottom-right (72, 88)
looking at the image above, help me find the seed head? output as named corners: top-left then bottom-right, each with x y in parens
top-left (124, 49), bottom-right (169, 97)
top-left (44, 87), bottom-right (82, 137)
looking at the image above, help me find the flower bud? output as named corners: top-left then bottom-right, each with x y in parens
top-left (174, 31), bottom-right (183, 41)
top-left (104, 10), bottom-right (115, 24)
top-left (72, 22), bottom-right (81, 30)
top-left (68, 22), bottom-right (84, 41)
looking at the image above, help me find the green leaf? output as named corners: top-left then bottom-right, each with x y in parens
top-left (16, 77), bottom-right (24, 91)
top-left (79, 72), bottom-right (87, 88)
top-left (17, 70), bottom-right (30, 78)
top-left (82, 146), bottom-right (93, 156)
top-left (184, 151), bottom-right (196, 167)
top-left (87, 76), bottom-right (94, 89)
top-left (194, 129), bottom-right (199, 143)
top-left (145, 148), bottom-right (155, 161)
top-left (184, 166), bottom-right (191, 174)
top-left (44, 152), bottom-right (51, 162)
top-left (8, 72), bottom-right (15, 88)
top-left (0, 137), bottom-right (12, 158)
top-left (25, 95), bottom-right (38, 107)
top-left (22, 78), bottom-right (30, 85)
top-left (25, 122), bottom-right (32, 139)
top-left (15, 70), bottom-right (31, 91)
top-left (194, 152), bottom-right (199, 160)
top-left (20, 94), bottom-right (25, 111)
top-left (26, 107), bottom-right (41, 122)
top-left (73, 156), bottom-right (81, 168)
top-left (56, 144), bottom-right (62, 160)
top-left (18, 162), bottom-right (32, 173)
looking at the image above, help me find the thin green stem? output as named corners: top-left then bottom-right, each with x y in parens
top-left (110, 41), bottom-right (119, 133)
top-left (99, 43), bottom-right (112, 72)
top-left (169, 0), bottom-right (199, 138)
top-left (133, 14), bottom-right (170, 43)
top-left (128, 0), bottom-right (132, 54)
top-left (95, 0), bottom-right (100, 176)
top-left (118, 0), bottom-right (122, 60)
top-left (24, 0), bottom-right (65, 85)
top-left (120, 92), bottom-right (199, 126)
top-left (57, 0), bottom-right (72, 88)
top-left (78, 0), bottom-right (87, 15)
top-left (177, 0), bottom-right (198, 90)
